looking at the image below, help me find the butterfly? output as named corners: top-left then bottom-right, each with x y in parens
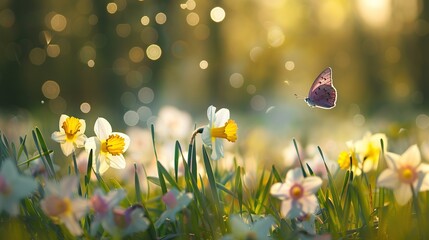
top-left (304, 67), bottom-right (337, 109)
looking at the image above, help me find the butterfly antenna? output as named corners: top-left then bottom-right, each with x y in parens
top-left (294, 94), bottom-right (305, 100)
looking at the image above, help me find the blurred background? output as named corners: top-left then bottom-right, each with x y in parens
top-left (0, 0), bottom-right (429, 168)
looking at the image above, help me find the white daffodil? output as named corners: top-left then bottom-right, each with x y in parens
top-left (270, 168), bottom-right (322, 218)
top-left (40, 176), bottom-right (89, 236)
top-left (90, 188), bottom-right (127, 235)
top-left (155, 188), bottom-right (194, 228)
top-left (51, 114), bottom-right (87, 156)
top-left (202, 105), bottom-right (238, 160)
top-left (222, 214), bottom-right (275, 240)
top-left (85, 117), bottom-right (130, 175)
top-left (377, 145), bottom-right (429, 206)
top-left (103, 205), bottom-right (150, 237)
top-left (0, 159), bottom-right (38, 216)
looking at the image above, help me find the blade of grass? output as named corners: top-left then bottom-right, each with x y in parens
top-left (32, 129), bottom-right (55, 179)
top-left (293, 138), bottom-right (307, 177)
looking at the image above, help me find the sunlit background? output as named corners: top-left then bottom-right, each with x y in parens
top-left (1, 0), bottom-right (429, 169)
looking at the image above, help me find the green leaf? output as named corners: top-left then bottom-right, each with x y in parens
top-left (134, 163), bottom-right (142, 203)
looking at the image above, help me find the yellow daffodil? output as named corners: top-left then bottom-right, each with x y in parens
top-left (355, 132), bottom-right (387, 172)
top-left (51, 114), bottom-right (87, 156)
top-left (337, 141), bottom-right (361, 175)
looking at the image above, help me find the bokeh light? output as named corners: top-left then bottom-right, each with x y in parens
top-left (199, 60), bottom-right (208, 69)
top-left (50, 13), bottom-right (67, 32)
top-left (146, 44), bottom-right (162, 60)
top-left (41, 80), bottom-right (60, 100)
top-left (210, 7), bottom-right (226, 23)
top-left (80, 102), bottom-right (91, 113)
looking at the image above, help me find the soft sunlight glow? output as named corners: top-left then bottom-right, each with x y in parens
top-left (129, 47), bottom-right (144, 63)
top-left (42, 80), bottom-right (60, 100)
top-left (250, 95), bottom-right (266, 111)
top-left (80, 102), bottom-right (91, 113)
top-left (247, 85), bottom-right (256, 94)
top-left (50, 13), bottom-right (67, 32)
top-left (357, 0), bottom-right (391, 28)
top-left (318, 1), bottom-right (346, 30)
top-left (210, 7), bottom-right (226, 23)
top-left (106, 3), bottom-right (118, 14)
top-left (249, 47), bottom-right (263, 62)
top-left (124, 111), bottom-right (139, 126)
top-left (199, 60), bottom-right (208, 69)
top-left (155, 12), bottom-right (167, 24)
top-left (138, 87), bottom-right (154, 104)
top-left (229, 73), bottom-right (244, 88)
top-left (267, 26), bottom-right (284, 47)
top-left (186, 12), bottom-right (199, 26)
top-left (146, 44), bottom-right (162, 60)
top-left (79, 46), bottom-right (96, 64)
top-left (0, 9), bottom-right (15, 28)
top-left (140, 16), bottom-right (150, 25)
top-left (116, 24), bottom-right (131, 38)
top-left (46, 44), bottom-right (61, 58)
top-left (416, 114), bottom-right (429, 129)
top-left (285, 61), bottom-right (295, 71)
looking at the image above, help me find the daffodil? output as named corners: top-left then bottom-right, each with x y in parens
top-left (155, 188), bottom-right (194, 228)
top-left (0, 159), bottom-right (38, 216)
top-left (355, 132), bottom-right (387, 172)
top-left (222, 214), bottom-right (275, 240)
top-left (202, 105), bottom-right (238, 160)
top-left (337, 141), bottom-right (361, 176)
top-left (51, 114), bottom-right (87, 156)
top-left (377, 145), bottom-right (429, 205)
top-left (89, 188), bottom-right (126, 235)
top-left (102, 205), bottom-right (150, 237)
top-left (85, 117), bottom-right (130, 175)
top-left (270, 168), bottom-right (322, 218)
top-left (40, 176), bottom-right (89, 236)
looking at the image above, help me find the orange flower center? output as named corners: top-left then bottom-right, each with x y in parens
top-left (210, 119), bottom-right (238, 142)
top-left (44, 195), bottom-right (72, 217)
top-left (62, 117), bottom-right (82, 141)
top-left (398, 166), bottom-right (417, 184)
top-left (101, 134), bottom-right (125, 156)
top-left (290, 184), bottom-right (304, 200)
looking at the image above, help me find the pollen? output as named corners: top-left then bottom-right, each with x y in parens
top-left (101, 134), bottom-right (125, 156)
top-left (62, 116), bottom-right (82, 140)
top-left (290, 184), bottom-right (303, 200)
top-left (210, 119), bottom-right (238, 142)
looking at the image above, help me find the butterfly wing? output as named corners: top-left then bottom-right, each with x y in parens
top-left (305, 67), bottom-right (337, 109)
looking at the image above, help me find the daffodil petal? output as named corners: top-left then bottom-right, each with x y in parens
top-left (71, 198), bottom-right (90, 219)
top-left (300, 194), bottom-right (319, 214)
top-left (270, 182), bottom-right (289, 200)
top-left (211, 138), bottom-right (224, 160)
top-left (302, 176), bottom-right (323, 195)
top-left (79, 119), bottom-right (86, 134)
top-left (74, 134), bottom-right (87, 148)
top-left (394, 183), bottom-right (412, 206)
top-left (385, 152), bottom-right (400, 170)
top-left (214, 108), bottom-right (230, 127)
top-left (51, 132), bottom-right (67, 143)
top-left (108, 155), bottom-right (126, 169)
top-left (94, 155), bottom-right (110, 175)
top-left (280, 199), bottom-right (292, 218)
top-left (377, 169), bottom-right (399, 189)
top-left (60, 176), bottom-right (79, 197)
top-left (207, 105), bottom-right (216, 123)
top-left (61, 141), bottom-right (75, 156)
top-left (85, 137), bottom-right (100, 153)
top-left (62, 215), bottom-right (83, 236)
top-left (94, 117), bottom-right (112, 140)
top-left (400, 145), bottom-right (420, 167)
top-left (59, 114), bottom-right (69, 131)
top-left (285, 168), bottom-right (304, 184)
top-left (201, 126), bottom-right (211, 146)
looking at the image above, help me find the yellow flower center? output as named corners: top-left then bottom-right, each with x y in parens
top-left (363, 142), bottom-right (380, 163)
top-left (290, 184), bottom-right (303, 200)
top-left (338, 150), bottom-right (358, 170)
top-left (62, 117), bottom-right (82, 141)
top-left (210, 119), bottom-right (238, 142)
top-left (101, 134), bottom-right (125, 156)
top-left (44, 195), bottom-right (72, 217)
top-left (399, 166), bottom-right (417, 184)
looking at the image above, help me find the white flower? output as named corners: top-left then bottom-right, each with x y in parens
top-left (202, 105), bottom-right (238, 160)
top-left (155, 106), bottom-right (192, 141)
top-left (0, 159), bottom-right (38, 216)
top-left (270, 168), bottom-right (322, 218)
top-left (377, 145), bottom-right (429, 205)
top-left (355, 132), bottom-right (387, 172)
top-left (222, 214), bottom-right (275, 240)
top-left (40, 176), bottom-right (89, 236)
top-left (51, 114), bottom-right (87, 156)
top-left (155, 188), bottom-right (193, 228)
top-left (90, 188), bottom-right (126, 235)
top-left (85, 117), bottom-right (130, 175)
